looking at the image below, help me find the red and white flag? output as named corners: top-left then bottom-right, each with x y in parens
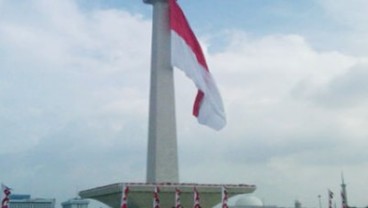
top-left (175, 188), bottom-right (181, 208)
top-left (193, 187), bottom-right (201, 208)
top-left (1, 184), bottom-right (11, 208)
top-left (341, 190), bottom-right (347, 208)
top-left (222, 186), bottom-right (229, 208)
top-left (153, 186), bottom-right (160, 208)
top-left (169, 0), bottom-right (226, 130)
top-left (120, 186), bottom-right (129, 208)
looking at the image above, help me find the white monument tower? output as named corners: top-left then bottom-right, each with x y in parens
top-left (143, 0), bottom-right (179, 183)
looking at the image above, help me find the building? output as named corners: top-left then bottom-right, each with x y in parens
top-left (9, 194), bottom-right (55, 208)
top-left (61, 198), bottom-right (89, 208)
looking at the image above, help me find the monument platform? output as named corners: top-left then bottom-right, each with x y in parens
top-left (79, 182), bottom-right (256, 208)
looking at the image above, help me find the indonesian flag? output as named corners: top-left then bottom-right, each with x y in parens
top-left (153, 186), bottom-right (160, 208)
top-left (193, 187), bottom-right (201, 208)
top-left (1, 184), bottom-right (11, 208)
top-left (169, 0), bottom-right (226, 130)
top-left (222, 186), bottom-right (229, 208)
top-left (120, 186), bottom-right (129, 208)
top-left (175, 188), bottom-right (181, 208)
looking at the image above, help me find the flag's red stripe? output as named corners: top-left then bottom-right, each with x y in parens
top-left (169, 0), bottom-right (208, 117)
top-left (193, 90), bottom-right (204, 116)
top-left (169, 0), bottom-right (208, 70)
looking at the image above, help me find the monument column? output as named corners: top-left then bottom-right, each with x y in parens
top-left (144, 0), bottom-right (179, 183)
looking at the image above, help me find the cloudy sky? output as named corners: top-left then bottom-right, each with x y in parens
top-left (1, 0), bottom-right (368, 207)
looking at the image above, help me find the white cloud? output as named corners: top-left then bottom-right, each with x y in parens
top-left (0, 1), bottom-right (151, 203)
top-left (0, 0), bottom-right (151, 151)
top-left (315, 0), bottom-right (368, 55)
top-left (319, 0), bottom-right (368, 30)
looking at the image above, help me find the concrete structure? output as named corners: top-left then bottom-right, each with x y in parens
top-left (80, 183), bottom-right (256, 208)
top-left (61, 198), bottom-right (89, 208)
top-left (9, 194), bottom-right (55, 208)
top-left (144, 0), bottom-right (179, 183)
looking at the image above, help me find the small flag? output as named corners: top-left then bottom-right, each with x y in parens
top-left (222, 186), bottom-right (229, 208)
top-left (169, 0), bottom-right (226, 130)
top-left (175, 188), bottom-right (181, 208)
top-left (1, 184), bottom-right (11, 208)
top-left (120, 186), bottom-right (129, 208)
top-left (328, 189), bottom-right (334, 208)
top-left (193, 187), bottom-right (201, 208)
top-left (153, 186), bottom-right (160, 208)
top-left (341, 190), bottom-right (347, 208)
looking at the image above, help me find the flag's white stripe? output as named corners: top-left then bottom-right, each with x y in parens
top-left (171, 31), bottom-right (226, 130)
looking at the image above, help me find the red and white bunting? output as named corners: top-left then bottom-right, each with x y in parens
top-left (341, 190), bottom-right (347, 208)
top-left (175, 188), bottom-right (181, 208)
top-left (153, 186), bottom-right (160, 208)
top-left (328, 189), bottom-right (334, 208)
top-left (193, 187), bottom-right (201, 208)
top-left (1, 184), bottom-right (11, 208)
top-left (120, 186), bottom-right (129, 208)
top-left (222, 186), bottom-right (229, 208)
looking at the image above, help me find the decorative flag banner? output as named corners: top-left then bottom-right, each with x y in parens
top-left (341, 190), bottom-right (347, 208)
top-left (1, 184), bottom-right (11, 208)
top-left (120, 186), bottom-right (129, 208)
top-left (222, 186), bottom-right (229, 208)
top-left (153, 186), bottom-right (160, 208)
top-left (328, 189), bottom-right (334, 208)
top-left (169, 0), bottom-right (226, 130)
top-left (193, 187), bottom-right (201, 208)
top-left (175, 188), bottom-right (181, 208)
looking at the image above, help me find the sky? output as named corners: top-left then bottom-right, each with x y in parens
top-left (1, 0), bottom-right (368, 207)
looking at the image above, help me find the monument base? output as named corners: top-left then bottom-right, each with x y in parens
top-left (79, 183), bottom-right (256, 208)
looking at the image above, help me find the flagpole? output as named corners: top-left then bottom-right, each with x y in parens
top-left (143, 0), bottom-right (179, 183)
top-left (341, 173), bottom-right (348, 208)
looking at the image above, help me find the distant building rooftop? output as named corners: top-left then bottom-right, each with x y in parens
top-left (9, 195), bottom-right (31, 200)
top-left (9, 194), bottom-right (55, 208)
top-left (61, 198), bottom-right (89, 206)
